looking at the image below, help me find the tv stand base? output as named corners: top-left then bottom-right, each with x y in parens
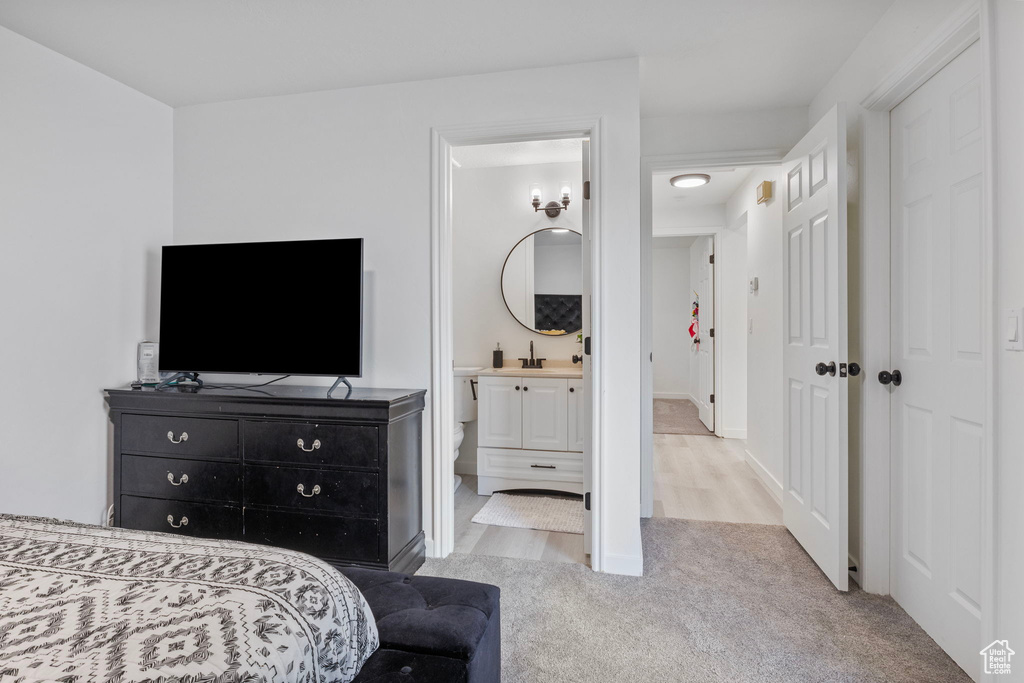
top-left (327, 376), bottom-right (353, 398)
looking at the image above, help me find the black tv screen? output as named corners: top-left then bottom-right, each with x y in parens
top-left (158, 238), bottom-right (362, 377)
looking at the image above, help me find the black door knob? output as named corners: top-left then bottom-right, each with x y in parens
top-left (815, 361), bottom-right (836, 377)
top-left (849, 362), bottom-right (861, 377)
top-left (878, 370), bottom-right (902, 386)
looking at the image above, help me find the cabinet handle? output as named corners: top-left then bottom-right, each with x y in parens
top-left (297, 483), bottom-right (322, 497)
top-left (569, 387), bottom-right (575, 393)
top-left (166, 472), bottom-right (189, 486)
top-left (523, 386), bottom-right (529, 391)
top-left (515, 386), bottom-right (520, 391)
top-left (166, 515), bottom-right (188, 528)
top-left (530, 464), bottom-right (556, 469)
top-left (166, 431), bottom-right (188, 444)
top-left (297, 438), bottom-right (321, 452)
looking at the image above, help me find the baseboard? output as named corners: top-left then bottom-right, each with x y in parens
top-left (424, 536), bottom-right (437, 558)
top-left (602, 552), bottom-right (644, 577)
top-left (653, 392), bottom-right (694, 401)
top-left (454, 460), bottom-right (477, 476)
top-left (743, 448), bottom-right (783, 503)
top-left (720, 428), bottom-right (747, 439)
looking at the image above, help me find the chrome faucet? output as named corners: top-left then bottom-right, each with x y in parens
top-left (519, 341), bottom-right (546, 369)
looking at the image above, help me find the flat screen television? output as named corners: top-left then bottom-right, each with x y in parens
top-left (159, 238), bottom-right (362, 378)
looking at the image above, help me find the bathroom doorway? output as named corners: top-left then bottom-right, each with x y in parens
top-left (432, 128), bottom-right (597, 568)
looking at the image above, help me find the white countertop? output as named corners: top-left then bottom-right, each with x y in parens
top-left (476, 365), bottom-right (583, 379)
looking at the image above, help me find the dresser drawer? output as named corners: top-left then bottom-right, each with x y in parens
top-left (121, 455), bottom-right (240, 503)
top-left (121, 414), bottom-right (238, 460)
top-left (244, 509), bottom-right (379, 563)
top-left (243, 421), bottom-right (378, 469)
top-left (244, 465), bottom-right (377, 517)
top-left (120, 495), bottom-right (241, 540)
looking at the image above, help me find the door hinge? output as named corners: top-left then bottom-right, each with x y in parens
top-left (583, 180), bottom-right (591, 200)
top-left (584, 492), bottom-right (591, 511)
top-left (709, 328), bottom-right (714, 338)
top-left (710, 394), bottom-right (715, 404)
top-left (584, 336), bottom-right (592, 355)
top-left (709, 254), bottom-right (715, 264)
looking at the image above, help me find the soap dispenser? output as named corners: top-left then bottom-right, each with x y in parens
top-left (492, 343), bottom-right (503, 369)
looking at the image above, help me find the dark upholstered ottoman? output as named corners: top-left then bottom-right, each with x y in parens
top-left (339, 566), bottom-right (501, 683)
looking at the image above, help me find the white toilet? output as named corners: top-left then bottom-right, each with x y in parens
top-left (453, 367), bottom-right (482, 492)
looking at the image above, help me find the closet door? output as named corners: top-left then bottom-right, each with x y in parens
top-left (890, 41), bottom-right (984, 679)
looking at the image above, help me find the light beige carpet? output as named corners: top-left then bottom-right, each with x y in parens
top-left (472, 492), bottom-right (584, 534)
top-left (419, 517), bottom-right (970, 683)
top-left (654, 398), bottom-right (713, 435)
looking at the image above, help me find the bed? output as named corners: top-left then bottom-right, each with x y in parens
top-left (0, 514), bottom-right (378, 682)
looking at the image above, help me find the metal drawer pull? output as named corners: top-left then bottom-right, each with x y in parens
top-left (297, 483), bottom-right (322, 497)
top-left (166, 431), bottom-right (188, 444)
top-left (166, 515), bottom-right (188, 528)
top-left (297, 438), bottom-right (321, 452)
top-left (530, 464), bottom-right (556, 469)
top-left (166, 472), bottom-right (189, 486)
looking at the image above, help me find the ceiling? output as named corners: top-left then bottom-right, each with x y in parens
top-left (453, 139), bottom-right (582, 169)
top-left (0, 0), bottom-right (895, 113)
top-left (652, 168), bottom-right (755, 215)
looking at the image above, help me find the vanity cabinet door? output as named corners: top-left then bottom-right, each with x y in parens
top-left (478, 376), bottom-right (523, 449)
top-left (522, 378), bottom-right (568, 451)
top-left (567, 379), bottom-right (584, 452)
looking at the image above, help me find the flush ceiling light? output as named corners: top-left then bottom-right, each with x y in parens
top-left (670, 173), bottom-right (711, 188)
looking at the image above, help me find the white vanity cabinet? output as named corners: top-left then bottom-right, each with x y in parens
top-left (477, 374), bottom-right (583, 496)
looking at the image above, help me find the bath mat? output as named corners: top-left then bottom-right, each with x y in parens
top-left (472, 492), bottom-right (584, 534)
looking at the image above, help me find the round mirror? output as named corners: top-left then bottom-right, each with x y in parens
top-left (500, 228), bottom-right (583, 336)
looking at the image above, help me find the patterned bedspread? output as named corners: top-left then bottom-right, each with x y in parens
top-left (0, 514), bottom-right (378, 683)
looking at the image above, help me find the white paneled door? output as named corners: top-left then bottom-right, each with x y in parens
top-left (890, 41), bottom-right (983, 680)
top-left (694, 236), bottom-right (715, 431)
top-left (781, 104), bottom-right (849, 591)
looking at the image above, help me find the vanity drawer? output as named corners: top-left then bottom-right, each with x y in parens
top-left (122, 455), bottom-right (240, 503)
top-left (243, 421), bottom-right (378, 469)
top-left (121, 414), bottom-right (238, 460)
top-left (120, 495), bottom-right (241, 540)
top-left (244, 464), bottom-right (378, 517)
top-left (244, 508), bottom-right (379, 564)
top-left (477, 448), bottom-right (584, 482)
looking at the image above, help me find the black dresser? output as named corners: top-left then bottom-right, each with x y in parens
top-left (105, 384), bottom-right (426, 573)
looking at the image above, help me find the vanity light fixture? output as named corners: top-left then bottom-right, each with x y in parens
top-left (530, 182), bottom-right (572, 217)
top-left (670, 173), bottom-right (711, 188)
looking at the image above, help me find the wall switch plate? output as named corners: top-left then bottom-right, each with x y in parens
top-left (1006, 308), bottom-right (1024, 351)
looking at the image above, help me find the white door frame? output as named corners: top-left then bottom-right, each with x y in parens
top-left (640, 150), bottom-right (783, 518)
top-left (430, 116), bottom-right (605, 569)
top-left (859, 0), bottom-right (995, 643)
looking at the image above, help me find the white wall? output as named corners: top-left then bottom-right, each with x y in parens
top-left (173, 58), bottom-right (644, 573)
top-left (654, 203), bottom-right (725, 233)
top-left (0, 26), bottom-right (173, 523)
top-left (641, 107), bottom-right (809, 158)
top-left (453, 161), bottom-right (582, 369)
top-left (725, 167), bottom-right (785, 497)
top-left (652, 237), bottom-right (691, 399)
top-left (988, 0), bottom-right (1024, 662)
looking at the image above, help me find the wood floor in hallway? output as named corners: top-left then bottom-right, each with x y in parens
top-left (653, 434), bottom-right (782, 525)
